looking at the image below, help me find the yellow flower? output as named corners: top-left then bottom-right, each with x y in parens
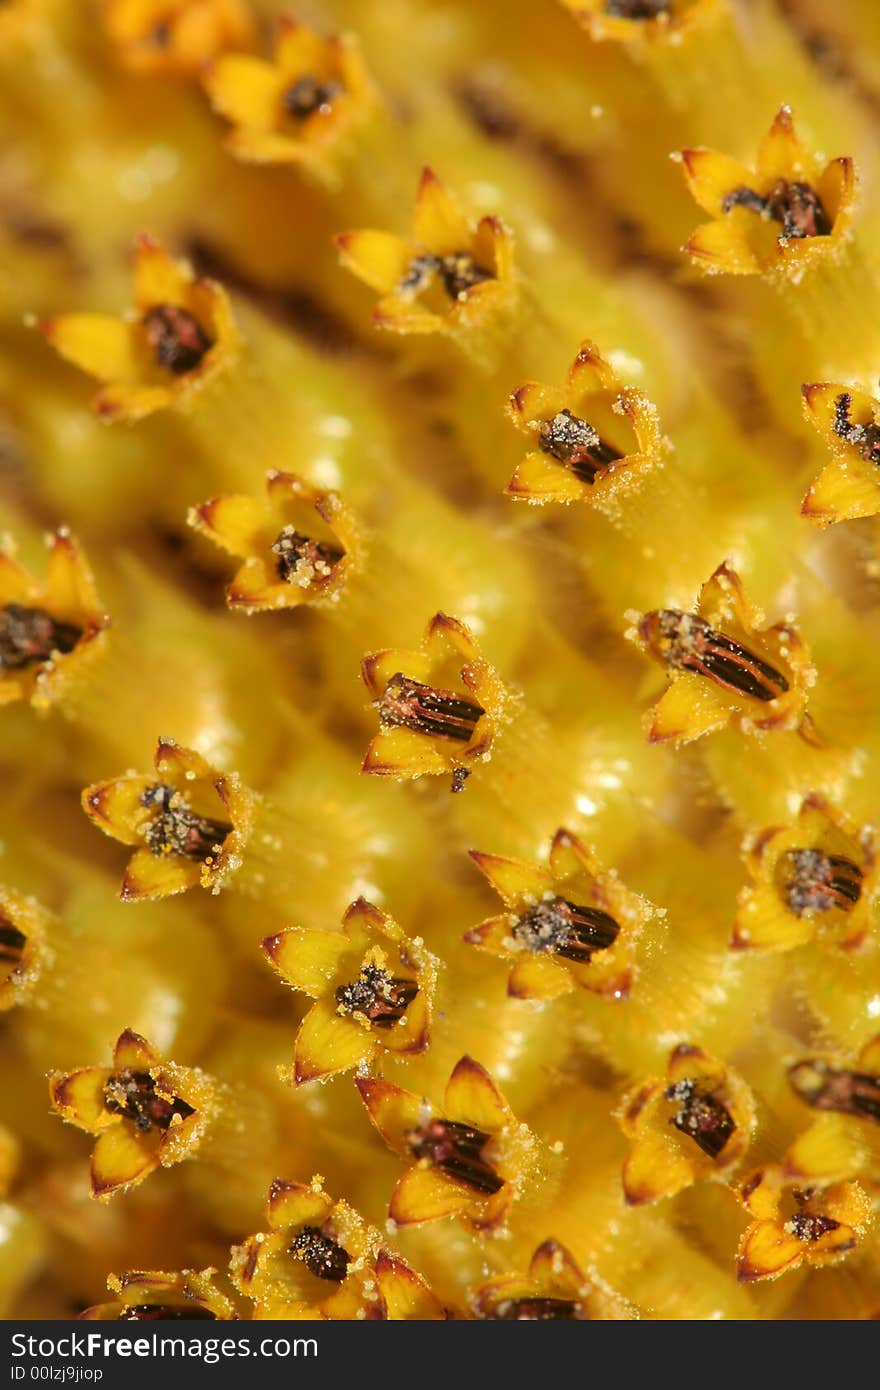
top-left (505, 341), bottom-right (666, 506)
top-left (102, 0), bottom-right (254, 76)
top-left (618, 1043), bottom-right (755, 1206)
top-left (469, 1237), bottom-right (633, 1320)
top-left (48, 1029), bottom-right (216, 1201)
top-left (361, 612), bottom-right (506, 789)
top-left (0, 885), bottom-right (51, 1012)
top-left (356, 1055), bottom-right (537, 1231)
top-left (374, 1250), bottom-right (445, 1321)
top-left (262, 898), bottom-right (437, 1086)
top-left (631, 560), bottom-right (814, 746)
top-left (801, 382), bottom-right (880, 525)
top-left (0, 528), bottom-right (109, 711)
top-left (559, 0), bottom-right (722, 47)
top-left (736, 1164), bottom-right (873, 1282)
top-left (80, 1267), bottom-right (237, 1320)
top-left (229, 1176), bottom-right (381, 1319)
top-left (336, 166), bottom-right (516, 338)
top-left (465, 827), bottom-right (656, 1000)
top-left (204, 17), bottom-right (377, 182)
top-left (188, 469), bottom-right (360, 612)
top-left (784, 1034), bottom-right (880, 1185)
top-left (680, 105), bottom-right (856, 277)
top-left (732, 795), bottom-right (877, 952)
top-left (82, 736), bottom-right (257, 902)
top-left (42, 235), bottom-right (238, 422)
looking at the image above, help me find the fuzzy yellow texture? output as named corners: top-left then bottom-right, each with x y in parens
top-left (0, 0), bottom-right (879, 1319)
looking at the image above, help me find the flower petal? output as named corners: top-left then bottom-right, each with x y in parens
top-left (293, 998), bottom-right (374, 1085)
top-left (505, 451), bottom-right (589, 503)
top-left (468, 850), bottom-right (552, 905)
top-left (120, 848), bottom-right (201, 902)
top-left (622, 1131), bottom-right (695, 1206)
top-left (361, 728), bottom-right (451, 778)
top-left (644, 676), bottom-right (731, 745)
top-left (189, 494), bottom-right (272, 558)
top-left (507, 954), bottom-right (571, 1000)
top-left (91, 1125), bottom-right (158, 1200)
top-left (444, 1056), bottom-right (508, 1132)
top-left (802, 459), bottom-right (880, 525)
top-left (413, 167), bottom-right (472, 254)
top-left (336, 231), bottom-right (413, 294)
top-left (44, 530), bottom-right (103, 623)
top-left (683, 220), bottom-right (760, 275)
top-left (42, 315), bottom-right (141, 383)
top-left (204, 55), bottom-right (282, 129)
top-left (680, 148), bottom-right (756, 217)
top-left (49, 1067), bottom-right (115, 1133)
top-left (81, 776), bottom-right (156, 847)
top-left (732, 883), bottom-right (813, 951)
top-left (376, 1251), bottom-right (444, 1320)
top-left (756, 106), bottom-right (812, 185)
top-left (133, 237), bottom-right (190, 311)
top-left (389, 1165), bottom-right (473, 1226)
top-left (262, 927), bottom-right (351, 997)
top-left (737, 1220), bottom-right (803, 1282)
top-left (355, 1078), bottom-right (423, 1155)
top-left (266, 1177), bottom-right (334, 1231)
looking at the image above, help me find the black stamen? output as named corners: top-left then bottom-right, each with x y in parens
top-left (650, 610), bottom-right (789, 702)
top-left (379, 673), bottom-right (485, 743)
top-left (103, 1070), bottom-right (194, 1133)
top-left (118, 1305), bottom-right (217, 1321)
top-left (140, 784), bottom-right (232, 862)
top-left (408, 1118), bottom-right (503, 1195)
top-left (722, 180), bottom-right (830, 241)
top-left (538, 408), bottom-right (622, 484)
top-left (289, 1227), bottom-right (350, 1283)
top-left (272, 528), bottom-right (344, 586)
top-left (142, 304), bottom-right (213, 375)
top-left (790, 1211), bottom-right (840, 1243)
top-left (832, 392), bottom-right (880, 465)
top-left (335, 962), bottom-right (418, 1027)
top-left (665, 1077), bottom-right (736, 1159)
top-left (283, 75), bottom-right (342, 120)
top-left (782, 848), bottom-right (863, 916)
top-left (606, 0), bottom-right (670, 16)
top-left (513, 897), bottom-right (620, 963)
top-left (0, 920), bottom-right (26, 965)
top-left (490, 1298), bottom-right (579, 1320)
top-left (398, 252), bottom-right (492, 302)
top-left (788, 1059), bottom-right (880, 1124)
top-left (0, 604), bottom-right (82, 671)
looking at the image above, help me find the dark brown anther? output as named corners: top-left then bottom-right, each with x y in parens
top-left (781, 848), bottom-right (863, 916)
top-left (832, 393), bottom-right (880, 466)
top-left (141, 784), bottom-right (232, 862)
top-left (513, 896), bottom-right (620, 963)
top-left (397, 252), bottom-right (492, 302)
top-left (645, 610), bottom-right (789, 702)
top-left (142, 304), bottom-right (213, 375)
top-left (722, 180), bottom-right (830, 241)
top-left (490, 1298), bottom-right (580, 1320)
top-left (451, 766), bottom-right (471, 793)
top-left (118, 1305), bottom-right (217, 1321)
top-left (790, 1211), bottom-right (840, 1243)
top-left (283, 75), bottom-right (342, 120)
top-left (335, 962), bottom-right (418, 1027)
top-left (408, 1118), bottom-right (504, 1195)
top-left (0, 919), bottom-right (26, 966)
top-left (665, 1078), bottom-right (736, 1159)
top-left (271, 527), bottom-right (344, 586)
top-left (788, 1059), bottom-right (880, 1124)
top-left (289, 1227), bottom-right (350, 1283)
top-left (103, 1070), bottom-right (194, 1133)
top-left (0, 604), bottom-right (82, 671)
top-left (538, 409), bottom-right (622, 484)
top-left (379, 673), bottom-right (485, 743)
top-left (606, 0), bottom-right (670, 16)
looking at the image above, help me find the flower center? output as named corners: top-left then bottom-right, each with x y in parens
top-left (722, 179), bottom-right (831, 242)
top-left (142, 304), bottom-right (213, 375)
top-left (788, 1059), bottom-right (880, 1123)
top-left (335, 962), bottom-right (418, 1027)
top-left (513, 897), bottom-right (620, 962)
top-left (490, 1297), bottom-right (580, 1320)
top-left (282, 75), bottom-right (342, 120)
top-left (665, 1077), bottom-right (736, 1159)
top-left (646, 609), bottom-right (789, 702)
top-left (103, 1070), bottom-right (194, 1133)
top-left (0, 918), bottom-right (26, 969)
top-left (118, 1305), bottom-right (217, 1320)
top-left (288, 1227), bottom-right (350, 1282)
top-left (832, 393), bottom-right (880, 465)
top-left (378, 673), bottom-right (485, 743)
top-left (398, 252), bottom-right (493, 303)
top-left (407, 1118), bottom-right (504, 1195)
top-left (538, 409), bottom-right (622, 484)
top-left (0, 603), bottom-right (82, 671)
top-left (781, 848), bottom-right (863, 916)
top-left (606, 1), bottom-right (671, 17)
top-left (140, 784), bottom-right (233, 862)
top-left (272, 528), bottom-right (344, 587)
top-left (784, 1190), bottom-right (841, 1243)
